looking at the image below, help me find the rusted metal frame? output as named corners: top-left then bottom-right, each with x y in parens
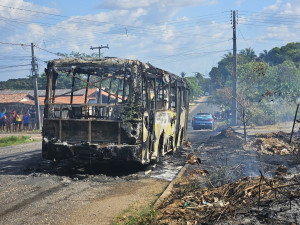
top-left (180, 86), bottom-right (183, 107)
top-left (168, 77), bottom-right (171, 110)
top-left (61, 71), bottom-right (121, 99)
top-left (45, 118), bottom-right (121, 122)
top-left (84, 74), bottom-right (90, 104)
top-left (88, 120), bottom-right (92, 143)
top-left (97, 73), bottom-right (102, 104)
top-left (48, 103), bottom-right (119, 108)
top-left (150, 78), bottom-right (157, 156)
top-left (122, 78), bottom-right (126, 102)
top-left (175, 81), bottom-right (181, 146)
top-left (70, 72), bottom-right (76, 104)
top-left (63, 69), bottom-right (109, 87)
top-left (59, 104), bottom-right (63, 119)
top-left (51, 72), bottom-right (58, 104)
top-left (115, 78), bottom-right (121, 105)
top-left (59, 119), bottom-right (62, 140)
top-left (162, 79), bottom-right (165, 108)
top-left (107, 76), bottom-right (113, 104)
top-left (184, 88), bottom-right (189, 137)
top-left (118, 122), bottom-right (121, 145)
top-left (128, 72), bottom-right (133, 103)
top-left (145, 76), bottom-right (150, 110)
top-left (154, 78), bottom-right (157, 110)
top-left (44, 69), bottom-right (52, 119)
top-left (144, 73), bottom-right (159, 79)
top-left (97, 72), bottom-right (103, 117)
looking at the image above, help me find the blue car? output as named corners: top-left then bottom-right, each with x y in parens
top-left (192, 113), bottom-right (214, 130)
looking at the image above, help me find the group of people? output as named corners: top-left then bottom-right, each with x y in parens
top-left (0, 107), bottom-right (36, 132)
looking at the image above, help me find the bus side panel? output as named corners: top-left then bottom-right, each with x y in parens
top-left (176, 108), bottom-right (188, 148)
top-left (152, 111), bottom-right (177, 158)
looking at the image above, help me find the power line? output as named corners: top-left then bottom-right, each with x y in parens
top-left (0, 41), bottom-right (31, 47)
top-left (0, 4), bottom-right (230, 29)
top-left (34, 45), bottom-right (60, 56)
top-left (0, 64), bottom-right (31, 69)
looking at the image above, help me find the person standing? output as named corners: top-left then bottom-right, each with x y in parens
top-left (12, 110), bottom-right (16, 132)
top-left (16, 112), bottom-right (22, 132)
top-left (5, 113), bottom-right (11, 133)
top-left (23, 112), bottom-right (30, 131)
top-left (29, 107), bottom-right (36, 130)
top-left (0, 109), bottom-right (5, 132)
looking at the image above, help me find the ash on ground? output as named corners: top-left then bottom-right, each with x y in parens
top-left (156, 128), bottom-right (300, 224)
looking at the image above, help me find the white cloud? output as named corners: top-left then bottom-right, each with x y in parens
top-left (98, 0), bottom-right (207, 10)
top-left (235, 0), bottom-right (245, 7)
top-left (0, 0), bottom-right (59, 20)
top-left (0, 0), bottom-right (232, 80)
top-left (263, 0), bottom-right (282, 12)
top-left (264, 0), bottom-right (300, 15)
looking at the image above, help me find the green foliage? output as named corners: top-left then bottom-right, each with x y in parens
top-left (113, 207), bottom-right (159, 225)
top-left (0, 136), bottom-right (34, 147)
top-left (263, 60), bottom-right (300, 99)
top-left (210, 43), bottom-right (300, 126)
top-left (263, 42), bottom-right (300, 66)
top-left (185, 76), bottom-right (203, 100)
top-left (0, 78), bottom-right (33, 90)
top-left (57, 51), bottom-right (99, 58)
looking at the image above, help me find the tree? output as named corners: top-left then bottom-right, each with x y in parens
top-left (236, 61), bottom-right (268, 140)
top-left (212, 61), bottom-right (268, 141)
top-left (259, 50), bottom-right (268, 61)
top-left (239, 47), bottom-right (256, 60)
top-left (180, 72), bottom-right (186, 78)
top-left (186, 77), bottom-right (203, 100)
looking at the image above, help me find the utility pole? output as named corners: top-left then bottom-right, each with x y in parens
top-left (31, 43), bottom-right (41, 130)
top-left (90, 44), bottom-right (109, 58)
top-left (231, 10), bottom-right (237, 126)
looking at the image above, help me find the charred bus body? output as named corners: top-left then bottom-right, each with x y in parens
top-left (42, 58), bottom-right (189, 164)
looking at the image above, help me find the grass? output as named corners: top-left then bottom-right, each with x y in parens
top-left (112, 192), bottom-right (164, 225)
top-left (113, 206), bottom-right (159, 225)
top-left (0, 136), bottom-right (37, 147)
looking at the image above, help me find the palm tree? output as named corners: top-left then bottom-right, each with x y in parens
top-left (223, 52), bottom-right (233, 58)
top-left (180, 72), bottom-right (186, 78)
top-left (240, 48), bottom-right (256, 59)
top-left (259, 50), bottom-right (268, 60)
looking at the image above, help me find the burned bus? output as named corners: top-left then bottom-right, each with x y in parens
top-left (42, 58), bottom-right (189, 164)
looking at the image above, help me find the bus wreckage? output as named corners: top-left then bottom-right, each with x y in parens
top-left (42, 57), bottom-right (189, 164)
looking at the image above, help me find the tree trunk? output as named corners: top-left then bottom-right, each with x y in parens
top-left (242, 108), bottom-right (247, 142)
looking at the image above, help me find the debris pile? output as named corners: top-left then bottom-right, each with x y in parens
top-left (156, 173), bottom-right (300, 224)
top-left (214, 127), bottom-right (241, 139)
top-left (252, 132), bottom-right (297, 155)
top-left (208, 127), bottom-right (243, 147)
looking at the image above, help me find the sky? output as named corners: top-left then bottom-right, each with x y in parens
top-left (0, 0), bottom-right (300, 81)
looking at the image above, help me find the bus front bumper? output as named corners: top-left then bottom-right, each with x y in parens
top-left (42, 138), bottom-right (141, 162)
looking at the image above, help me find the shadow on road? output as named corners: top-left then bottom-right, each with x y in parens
top-left (0, 145), bottom-right (150, 178)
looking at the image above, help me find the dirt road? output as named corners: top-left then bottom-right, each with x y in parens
top-left (0, 141), bottom-right (172, 225)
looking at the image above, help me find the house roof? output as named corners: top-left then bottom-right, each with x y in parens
top-left (0, 93), bottom-right (29, 104)
top-left (0, 89), bottom-right (89, 97)
top-left (0, 88), bottom-right (98, 105)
